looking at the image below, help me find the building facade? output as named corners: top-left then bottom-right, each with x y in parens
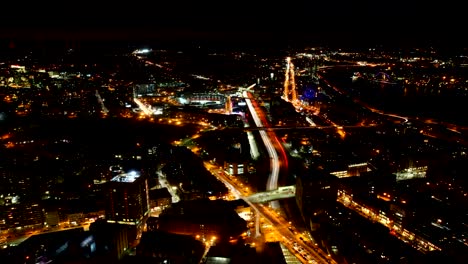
top-left (106, 171), bottom-right (149, 226)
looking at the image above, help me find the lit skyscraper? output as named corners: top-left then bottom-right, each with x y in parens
top-left (106, 170), bottom-right (149, 226)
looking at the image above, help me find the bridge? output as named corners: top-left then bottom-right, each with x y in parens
top-left (230, 124), bottom-right (378, 131)
top-left (246, 185), bottom-right (296, 203)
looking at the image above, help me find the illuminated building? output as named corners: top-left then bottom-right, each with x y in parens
top-left (149, 188), bottom-right (172, 209)
top-left (133, 84), bottom-right (156, 97)
top-left (44, 210), bottom-right (60, 227)
top-left (330, 162), bottom-right (373, 178)
top-left (224, 161), bottom-right (247, 175)
top-left (176, 92), bottom-right (225, 107)
top-left (223, 140), bottom-right (250, 175)
top-left (105, 170), bottom-right (149, 226)
top-left (1, 202), bottom-right (44, 230)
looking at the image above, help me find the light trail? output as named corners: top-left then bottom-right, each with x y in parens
top-left (243, 91), bottom-right (281, 209)
top-left (133, 98), bottom-right (153, 116)
top-left (95, 90), bottom-right (109, 114)
top-left (245, 83), bottom-right (256, 90)
top-left (238, 84), bottom-right (260, 160)
top-left (205, 163), bottom-right (262, 237)
top-left (191, 74), bottom-right (211, 80)
top-left (247, 131), bottom-right (260, 160)
top-left (284, 57), bottom-right (290, 100)
top-left (205, 164), bottom-right (334, 263)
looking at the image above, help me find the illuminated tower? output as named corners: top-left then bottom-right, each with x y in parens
top-left (283, 57), bottom-right (297, 102)
top-left (106, 170), bottom-right (150, 226)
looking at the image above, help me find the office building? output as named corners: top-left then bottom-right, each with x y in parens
top-left (106, 170), bottom-right (149, 226)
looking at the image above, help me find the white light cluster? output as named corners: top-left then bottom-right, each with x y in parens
top-left (110, 170), bottom-right (140, 183)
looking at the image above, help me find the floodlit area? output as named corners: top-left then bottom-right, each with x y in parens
top-left (110, 171), bottom-right (141, 183)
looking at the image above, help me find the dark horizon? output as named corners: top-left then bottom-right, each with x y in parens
top-left (1, 0), bottom-right (466, 52)
top-left (1, 27), bottom-right (467, 53)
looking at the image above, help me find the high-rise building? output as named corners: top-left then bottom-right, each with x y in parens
top-left (296, 169), bottom-right (338, 230)
top-left (106, 170), bottom-right (149, 226)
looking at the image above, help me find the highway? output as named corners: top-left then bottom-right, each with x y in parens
top-left (243, 90), bottom-right (281, 209)
top-left (225, 124), bottom-right (379, 132)
top-left (247, 186), bottom-right (296, 203)
top-left (239, 90), bottom-right (335, 263)
top-left (205, 163), bottom-right (335, 264)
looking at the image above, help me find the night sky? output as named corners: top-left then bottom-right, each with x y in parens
top-left (0, 1), bottom-right (465, 49)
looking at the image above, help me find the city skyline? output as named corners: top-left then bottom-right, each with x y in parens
top-left (1, 5), bottom-right (467, 263)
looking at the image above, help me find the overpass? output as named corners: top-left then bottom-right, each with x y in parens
top-left (246, 185), bottom-right (296, 203)
top-left (230, 124), bottom-right (378, 131)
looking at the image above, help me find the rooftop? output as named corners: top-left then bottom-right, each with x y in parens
top-left (110, 170), bottom-right (140, 183)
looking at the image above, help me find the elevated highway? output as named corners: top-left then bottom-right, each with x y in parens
top-left (246, 185), bottom-right (296, 203)
top-left (227, 124), bottom-right (379, 132)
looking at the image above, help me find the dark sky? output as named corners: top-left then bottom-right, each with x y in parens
top-left (0, 1), bottom-right (465, 49)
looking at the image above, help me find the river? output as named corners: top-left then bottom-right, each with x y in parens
top-left (319, 65), bottom-right (468, 126)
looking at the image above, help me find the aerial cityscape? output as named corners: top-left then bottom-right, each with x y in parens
top-left (0, 2), bottom-right (467, 263)
top-left (0, 37), bottom-right (467, 264)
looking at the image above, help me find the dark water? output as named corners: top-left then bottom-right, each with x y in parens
top-left (321, 67), bottom-right (468, 126)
